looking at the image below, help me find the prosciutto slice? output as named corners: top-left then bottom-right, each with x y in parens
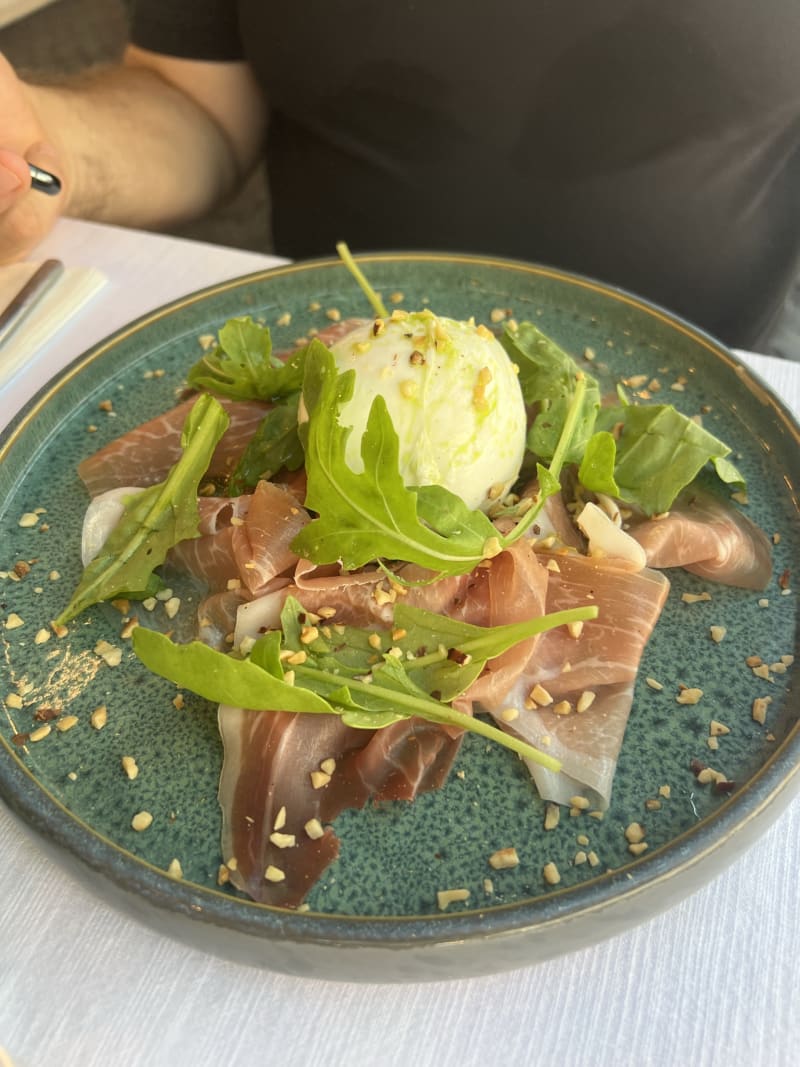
top-left (168, 480), bottom-right (309, 594)
top-left (628, 488), bottom-right (771, 590)
top-left (218, 707), bottom-right (461, 907)
top-left (78, 396), bottom-right (269, 496)
top-left (468, 550), bottom-right (670, 809)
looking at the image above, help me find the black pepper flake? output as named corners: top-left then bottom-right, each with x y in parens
top-left (447, 648), bottom-right (470, 666)
top-left (689, 758), bottom-right (707, 777)
top-left (714, 780), bottom-right (737, 795)
top-left (34, 706), bottom-right (59, 722)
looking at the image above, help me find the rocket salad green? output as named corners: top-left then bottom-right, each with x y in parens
top-left (503, 320), bottom-right (745, 514)
top-left (133, 598), bottom-right (599, 772)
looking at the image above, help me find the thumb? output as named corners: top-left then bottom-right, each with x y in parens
top-left (0, 147), bottom-right (29, 205)
top-left (0, 142), bottom-right (62, 208)
top-left (0, 141), bottom-right (64, 264)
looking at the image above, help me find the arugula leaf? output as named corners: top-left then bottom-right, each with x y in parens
top-left (290, 341), bottom-right (592, 572)
top-left (226, 393), bottom-right (304, 496)
top-left (578, 431), bottom-right (621, 497)
top-left (133, 626), bottom-right (332, 713)
top-left (394, 601), bottom-right (598, 702)
top-left (503, 320), bottom-right (746, 515)
top-left (712, 453), bottom-right (747, 490)
top-left (132, 593), bottom-right (600, 770)
top-left (186, 317), bottom-right (307, 400)
top-left (290, 342), bottom-right (497, 575)
top-left (594, 403), bottom-right (745, 515)
top-left (501, 321), bottom-right (600, 464)
top-left (57, 395), bottom-right (229, 624)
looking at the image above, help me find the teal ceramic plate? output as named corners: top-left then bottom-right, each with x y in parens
top-left (1, 254), bottom-right (798, 981)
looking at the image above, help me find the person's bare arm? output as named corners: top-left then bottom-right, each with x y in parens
top-left (0, 45), bottom-right (267, 262)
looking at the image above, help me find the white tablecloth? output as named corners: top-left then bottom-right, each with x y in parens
top-left (1, 218), bottom-right (798, 1067)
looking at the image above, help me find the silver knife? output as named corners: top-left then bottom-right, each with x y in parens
top-left (0, 258), bottom-right (65, 350)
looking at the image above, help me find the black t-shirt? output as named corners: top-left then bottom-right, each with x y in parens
top-left (130, 1), bottom-right (800, 349)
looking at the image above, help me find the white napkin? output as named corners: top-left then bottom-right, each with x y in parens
top-left (0, 260), bottom-right (106, 389)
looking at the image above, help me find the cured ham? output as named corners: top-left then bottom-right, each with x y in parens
top-left (168, 480), bottom-right (309, 595)
top-left (472, 552), bottom-right (670, 808)
top-left (628, 487), bottom-right (771, 590)
top-left (218, 707), bottom-right (461, 907)
top-left (78, 396), bottom-right (270, 497)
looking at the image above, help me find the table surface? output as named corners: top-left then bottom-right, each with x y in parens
top-left (1, 218), bottom-right (798, 1067)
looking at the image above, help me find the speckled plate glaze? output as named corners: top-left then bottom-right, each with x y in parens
top-left (1, 254), bottom-right (798, 982)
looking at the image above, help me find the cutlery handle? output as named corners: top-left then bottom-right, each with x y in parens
top-left (0, 259), bottom-right (65, 349)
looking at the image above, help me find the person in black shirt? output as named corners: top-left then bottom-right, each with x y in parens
top-left (2, 1), bottom-right (800, 355)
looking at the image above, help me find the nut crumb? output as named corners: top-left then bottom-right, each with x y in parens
top-left (576, 690), bottom-right (596, 713)
top-left (681, 591), bottom-right (711, 604)
top-left (625, 822), bottom-right (646, 844)
top-left (752, 696), bottom-right (772, 724)
top-left (529, 684), bottom-right (553, 706)
top-left (269, 831), bottom-right (296, 849)
top-left (90, 705), bottom-right (108, 730)
top-left (542, 862), bottom-right (561, 885)
top-left (488, 847), bottom-right (519, 870)
top-left (543, 803), bottom-right (560, 831)
top-left (121, 756), bottom-right (139, 780)
top-left (676, 686), bottom-right (703, 705)
top-left (94, 640), bottom-right (122, 667)
top-left (437, 887), bottom-right (470, 910)
top-left (304, 818), bottom-right (325, 840)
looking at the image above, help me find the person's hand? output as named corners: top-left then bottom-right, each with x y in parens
top-left (0, 53), bottom-right (66, 264)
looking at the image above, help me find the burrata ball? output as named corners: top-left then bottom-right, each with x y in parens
top-left (327, 310), bottom-right (527, 511)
